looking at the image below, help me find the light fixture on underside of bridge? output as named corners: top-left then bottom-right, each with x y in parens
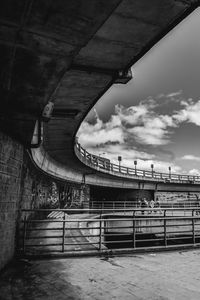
top-left (115, 68), bottom-right (133, 84)
top-left (42, 101), bottom-right (54, 121)
top-left (52, 108), bottom-right (80, 118)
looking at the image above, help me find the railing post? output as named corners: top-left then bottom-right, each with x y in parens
top-left (110, 163), bottom-right (113, 172)
top-left (88, 154), bottom-right (92, 164)
top-left (132, 211), bottom-right (136, 248)
top-left (164, 210), bottom-right (167, 246)
top-left (83, 149), bottom-right (86, 161)
top-left (99, 212), bottom-right (102, 251)
top-left (62, 213), bottom-right (66, 252)
top-left (23, 215), bottom-right (27, 254)
top-left (192, 210), bottom-right (195, 244)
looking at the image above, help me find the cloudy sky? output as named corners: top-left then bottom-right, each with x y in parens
top-left (77, 8), bottom-right (200, 176)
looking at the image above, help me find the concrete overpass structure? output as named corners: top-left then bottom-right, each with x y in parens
top-left (1, 0), bottom-right (200, 270)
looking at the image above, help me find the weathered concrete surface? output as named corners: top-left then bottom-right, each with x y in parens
top-left (0, 131), bottom-right (51, 270)
top-left (1, 250), bottom-right (200, 299)
top-left (0, 132), bottom-right (23, 271)
top-left (0, 0), bottom-right (122, 145)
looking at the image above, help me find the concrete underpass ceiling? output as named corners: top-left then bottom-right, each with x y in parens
top-left (0, 0), bottom-right (199, 172)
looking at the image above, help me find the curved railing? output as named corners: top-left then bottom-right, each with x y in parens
top-left (75, 141), bottom-right (200, 184)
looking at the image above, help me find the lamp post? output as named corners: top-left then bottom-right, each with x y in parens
top-left (169, 166), bottom-right (171, 179)
top-left (118, 156), bottom-right (122, 172)
top-left (134, 160), bottom-right (137, 175)
top-left (151, 164), bottom-right (154, 177)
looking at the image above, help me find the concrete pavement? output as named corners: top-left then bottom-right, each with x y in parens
top-left (1, 249), bottom-right (200, 300)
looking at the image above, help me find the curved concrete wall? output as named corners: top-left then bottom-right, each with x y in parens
top-left (31, 146), bottom-right (200, 192)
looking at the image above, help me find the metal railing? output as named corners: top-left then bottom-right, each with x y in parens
top-left (18, 208), bottom-right (200, 256)
top-left (90, 200), bottom-right (200, 209)
top-left (74, 141), bottom-right (200, 184)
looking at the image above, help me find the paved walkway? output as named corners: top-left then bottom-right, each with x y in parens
top-left (1, 249), bottom-right (200, 299)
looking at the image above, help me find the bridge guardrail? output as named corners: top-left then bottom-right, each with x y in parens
top-left (74, 141), bottom-right (200, 184)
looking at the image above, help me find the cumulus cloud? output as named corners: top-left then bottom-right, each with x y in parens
top-left (77, 92), bottom-right (200, 175)
top-left (79, 98), bottom-right (178, 148)
top-left (86, 143), bottom-right (155, 162)
top-left (173, 99), bottom-right (200, 126)
top-left (188, 169), bottom-right (200, 176)
top-left (115, 100), bottom-right (178, 145)
top-left (166, 91), bottom-right (183, 98)
top-left (181, 155), bottom-right (200, 161)
top-left (78, 109), bottom-right (124, 147)
top-left (129, 114), bottom-right (176, 145)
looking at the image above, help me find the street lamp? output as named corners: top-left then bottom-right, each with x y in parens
top-left (118, 156), bottom-right (122, 171)
top-left (151, 164), bottom-right (154, 177)
top-left (169, 166), bottom-right (171, 179)
top-left (134, 160), bottom-right (137, 175)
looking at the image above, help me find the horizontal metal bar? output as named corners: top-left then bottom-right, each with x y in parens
top-left (65, 226), bottom-right (99, 230)
top-left (25, 228), bottom-right (63, 231)
top-left (21, 217), bottom-right (200, 226)
top-left (106, 238), bottom-right (164, 244)
top-left (163, 230), bottom-right (194, 234)
top-left (25, 243), bottom-right (62, 247)
top-left (104, 233), bottom-right (133, 237)
top-left (102, 243), bottom-right (200, 252)
top-left (163, 223), bottom-right (194, 227)
top-left (104, 239), bottom-right (134, 244)
top-left (65, 234), bottom-right (101, 238)
top-left (102, 226), bottom-right (133, 230)
top-left (20, 207), bottom-right (200, 212)
top-left (64, 242), bottom-right (97, 246)
top-left (136, 238), bottom-right (165, 242)
top-left (167, 236), bottom-right (193, 240)
top-left (25, 236), bottom-right (63, 239)
top-left (134, 225), bottom-right (165, 229)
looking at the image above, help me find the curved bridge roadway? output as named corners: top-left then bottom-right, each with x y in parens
top-left (75, 142), bottom-right (200, 184)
